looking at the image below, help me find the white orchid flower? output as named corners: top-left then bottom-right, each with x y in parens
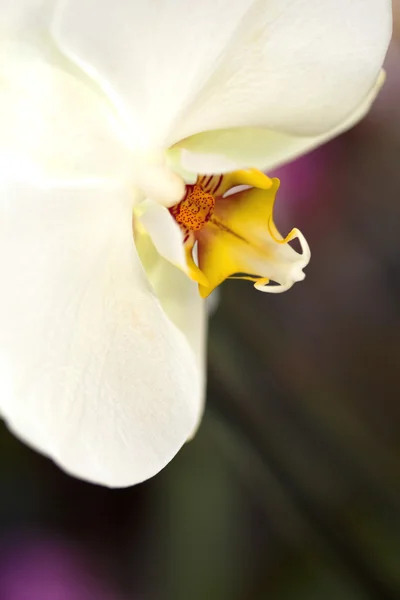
top-left (0, 0), bottom-right (391, 487)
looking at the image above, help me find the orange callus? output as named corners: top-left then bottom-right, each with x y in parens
top-left (171, 185), bottom-right (215, 231)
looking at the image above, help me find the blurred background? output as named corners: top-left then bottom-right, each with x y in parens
top-left (1, 8), bottom-right (400, 600)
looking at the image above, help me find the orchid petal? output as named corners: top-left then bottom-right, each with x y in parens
top-left (175, 71), bottom-right (387, 174)
top-left (52, 0), bottom-right (257, 147)
top-left (0, 183), bottom-right (202, 487)
top-left (137, 200), bottom-right (188, 272)
top-left (53, 0), bottom-right (391, 148)
top-left (0, 0), bottom-right (52, 32)
top-left (134, 231), bottom-right (207, 437)
top-left (0, 39), bottom-right (133, 185)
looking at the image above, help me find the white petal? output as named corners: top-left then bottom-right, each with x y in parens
top-left (137, 200), bottom-right (188, 273)
top-left (0, 39), bottom-right (133, 184)
top-left (175, 0), bottom-right (391, 139)
top-left (0, 0), bottom-right (51, 30)
top-left (53, 0), bottom-right (391, 146)
top-left (135, 232), bottom-right (207, 437)
top-left (0, 183), bottom-right (202, 487)
top-left (175, 70), bottom-right (386, 174)
top-left (148, 260), bottom-right (207, 439)
top-left (52, 0), bottom-right (257, 148)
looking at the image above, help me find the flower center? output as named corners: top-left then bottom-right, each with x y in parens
top-left (170, 185), bottom-right (215, 231)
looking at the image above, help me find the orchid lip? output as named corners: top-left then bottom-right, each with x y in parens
top-left (161, 168), bottom-right (311, 297)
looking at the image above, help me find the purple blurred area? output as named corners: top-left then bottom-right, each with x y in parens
top-left (1, 13), bottom-right (400, 600)
top-left (0, 537), bottom-right (125, 600)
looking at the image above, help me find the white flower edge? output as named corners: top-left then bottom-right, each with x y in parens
top-left (0, 183), bottom-right (205, 487)
top-left (174, 71), bottom-right (387, 174)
